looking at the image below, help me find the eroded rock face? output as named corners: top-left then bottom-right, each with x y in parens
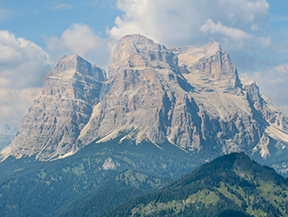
top-left (2, 34), bottom-right (288, 163)
top-left (0, 55), bottom-right (107, 161)
top-left (78, 34), bottom-right (282, 155)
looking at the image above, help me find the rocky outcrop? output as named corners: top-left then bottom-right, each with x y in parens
top-left (2, 34), bottom-right (288, 164)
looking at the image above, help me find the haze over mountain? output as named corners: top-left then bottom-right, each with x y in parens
top-left (1, 34), bottom-right (288, 174)
top-left (0, 124), bottom-right (18, 151)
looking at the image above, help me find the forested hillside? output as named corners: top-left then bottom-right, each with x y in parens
top-left (103, 153), bottom-right (288, 217)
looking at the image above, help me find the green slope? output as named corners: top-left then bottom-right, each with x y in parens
top-left (103, 152), bottom-right (288, 217)
top-left (58, 169), bottom-right (172, 217)
top-left (0, 136), bottom-right (214, 217)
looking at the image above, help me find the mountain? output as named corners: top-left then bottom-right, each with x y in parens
top-left (1, 34), bottom-right (288, 174)
top-left (0, 124), bottom-right (18, 151)
top-left (0, 55), bottom-right (107, 161)
top-left (103, 152), bottom-right (288, 217)
top-left (0, 124), bottom-right (18, 136)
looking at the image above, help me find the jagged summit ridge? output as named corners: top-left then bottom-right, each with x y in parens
top-left (43, 55), bottom-right (106, 102)
top-left (78, 35), bottom-right (288, 157)
top-left (48, 54), bottom-right (105, 80)
top-left (173, 40), bottom-right (240, 90)
top-left (109, 34), bottom-right (178, 78)
top-left (1, 34), bottom-right (288, 170)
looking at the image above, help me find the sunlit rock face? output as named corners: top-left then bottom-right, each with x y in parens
top-left (2, 34), bottom-right (288, 164)
top-left (78, 34), bottom-right (288, 156)
top-left (0, 55), bottom-right (107, 161)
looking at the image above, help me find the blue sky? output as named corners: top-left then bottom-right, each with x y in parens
top-left (0, 0), bottom-right (288, 126)
top-left (0, 1), bottom-right (119, 47)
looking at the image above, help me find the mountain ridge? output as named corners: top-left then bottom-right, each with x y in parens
top-left (1, 34), bottom-right (288, 176)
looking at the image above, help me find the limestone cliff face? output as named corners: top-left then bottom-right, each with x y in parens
top-left (78, 35), bottom-right (288, 157)
top-left (0, 55), bottom-right (106, 160)
top-left (2, 34), bottom-right (288, 163)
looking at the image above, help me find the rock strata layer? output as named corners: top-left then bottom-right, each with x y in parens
top-left (1, 55), bottom-right (106, 160)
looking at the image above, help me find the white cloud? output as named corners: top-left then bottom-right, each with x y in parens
top-left (61, 24), bottom-right (104, 55)
top-left (273, 63), bottom-right (288, 75)
top-left (217, 0), bottom-right (270, 27)
top-left (108, 0), bottom-right (270, 46)
top-left (0, 30), bottom-right (52, 126)
top-left (52, 3), bottom-right (73, 10)
top-left (43, 23), bottom-right (113, 68)
top-left (200, 19), bottom-right (252, 41)
top-left (200, 19), bottom-right (271, 48)
top-left (43, 23), bottom-right (104, 56)
top-left (0, 30), bottom-right (52, 89)
top-left (107, 0), bottom-right (271, 73)
top-left (0, 88), bottom-right (42, 126)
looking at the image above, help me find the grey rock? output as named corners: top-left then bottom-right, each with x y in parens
top-left (2, 34), bottom-right (288, 167)
top-left (79, 34), bottom-right (287, 156)
top-left (0, 55), bottom-right (107, 161)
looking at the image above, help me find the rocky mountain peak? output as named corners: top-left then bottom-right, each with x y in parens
top-left (52, 54), bottom-right (80, 74)
top-left (174, 41), bottom-right (239, 86)
top-left (2, 34), bottom-right (288, 171)
top-left (204, 40), bottom-right (222, 51)
top-left (109, 34), bottom-right (177, 78)
top-left (49, 54), bottom-right (106, 80)
top-left (43, 54), bottom-right (106, 102)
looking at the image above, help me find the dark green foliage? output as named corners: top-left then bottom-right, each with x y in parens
top-left (103, 152), bottom-right (288, 217)
top-left (1, 141), bottom-right (288, 217)
top-left (58, 187), bottom-right (143, 217)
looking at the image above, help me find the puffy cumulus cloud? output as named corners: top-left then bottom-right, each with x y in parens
top-left (108, 0), bottom-right (271, 72)
top-left (0, 88), bottom-right (42, 126)
top-left (43, 23), bottom-right (113, 68)
top-left (200, 19), bottom-right (252, 41)
top-left (108, 0), bottom-right (270, 47)
top-left (200, 19), bottom-right (271, 48)
top-left (217, 0), bottom-right (270, 29)
top-left (0, 30), bottom-right (52, 89)
top-left (0, 30), bottom-right (52, 126)
top-left (252, 63), bottom-right (288, 113)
